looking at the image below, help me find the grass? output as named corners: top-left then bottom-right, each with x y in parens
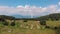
top-left (0, 20), bottom-right (60, 34)
top-left (46, 20), bottom-right (60, 27)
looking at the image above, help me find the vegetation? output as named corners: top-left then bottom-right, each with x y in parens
top-left (45, 25), bottom-right (50, 29)
top-left (0, 15), bottom-right (15, 20)
top-left (10, 22), bottom-right (15, 26)
top-left (40, 20), bottom-right (46, 25)
top-left (54, 27), bottom-right (58, 30)
top-left (0, 13), bottom-right (60, 34)
top-left (3, 21), bottom-right (8, 26)
top-left (37, 13), bottom-right (60, 21)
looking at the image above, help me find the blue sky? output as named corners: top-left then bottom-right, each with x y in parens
top-left (0, 0), bottom-right (60, 18)
top-left (0, 0), bottom-right (60, 7)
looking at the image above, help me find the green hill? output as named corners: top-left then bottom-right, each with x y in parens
top-left (0, 15), bottom-right (15, 20)
top-left (37, 13), bottom-right (60, 21)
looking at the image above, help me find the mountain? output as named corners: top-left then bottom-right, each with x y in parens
top-left (12, 14), bottom-right (37, 18)
top-left (0, 15), bottom-right (15, 20)
top-left (0, 13), bottom-right (60, 20)
top-left (37, 13), bottom-right (60, 20)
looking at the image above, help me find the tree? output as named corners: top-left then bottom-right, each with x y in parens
top-left (10, 19), bottom-right (15, 26)
top-left (10, 22), bottom-right (15, 26)
top-left (54, 26), bottom-right (58, 30)
top-left (45, 25), bottom-right (50, 29)
top-left (3, 21), bottom-right (8, 26)
top-left (40, 20), bottom-right (46, 25)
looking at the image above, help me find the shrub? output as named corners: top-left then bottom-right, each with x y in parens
top-left (51, 18), bottom-right (55, 21)
top-left (3, 21), bottom-right (8, 26)
top-left (10, 22), bottom-right (15, 26)
top-left (0, 18), bottom-right (5, 22)
top-left (55, 18), bottom-right (59, 21)
top-left (40, 20), bottom-right (46, 25)
top-left (54, 27), bottom-right (58, 29)
top-left (45, 26), bottom-right (50, 29)
top-left (23, 20), bottom-right (27, 22)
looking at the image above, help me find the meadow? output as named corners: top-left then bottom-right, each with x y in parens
top-left (0, 19), bottom-right (60, 34)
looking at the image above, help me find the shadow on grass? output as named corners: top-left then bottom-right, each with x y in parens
top-left (55, 26), bottom-right (60, 34)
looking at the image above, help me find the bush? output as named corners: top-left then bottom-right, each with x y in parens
top-left (3, 22), bottom-right (8, 26)
top-left (10, 22), bottom-right (15, 26)
top-left (0, 18), bottom-right (5, 22)
top-left (40, 20), bottom-right (46, 25)
top-left (54, 27), bottom-right (58, 29)
top-left (51, 18), bottom-right (55, 21)
top-left (45, 26), bottom-right (50, 29)
top-left (55, 18), bottom-right (59, 21)
top-left (23, 20), bottom-right (27, 22)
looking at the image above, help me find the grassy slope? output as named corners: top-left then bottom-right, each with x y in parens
top-left (0, 20), bottom-right (60, 34)
top-left (46, 20), bottom-right (60, 27)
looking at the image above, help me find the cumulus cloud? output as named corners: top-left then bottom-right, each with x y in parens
top-left (0, 2), bottom-right (60, 18)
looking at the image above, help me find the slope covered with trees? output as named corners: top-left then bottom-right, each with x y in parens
top-left (37, 13), bottom-right (60, 21)
top-left (0, 15), bottom-right (15, 20)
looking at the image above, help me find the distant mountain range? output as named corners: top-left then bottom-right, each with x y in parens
top-left (11, 11), bottom-right (50, 18)
top-left (12, 14), bottom-right (38, 18)
top-left (0, 13), bottom-right (60, 20)
top-left (12, 15), bottom-right (32, 18)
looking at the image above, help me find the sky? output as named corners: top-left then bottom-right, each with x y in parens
top-left (0, 0), bottom-right (60, 18)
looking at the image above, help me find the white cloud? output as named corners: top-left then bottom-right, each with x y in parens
top-left (58, 2), bottom-right (60, 5)
top-left (48, 5), bottom-right (57, 13)
top-left (55, 9), bottom-right (60, 13)
top-left (0, 3), bottom-right (60, 18)
top-left (17, 5), bottom-right (24, 8)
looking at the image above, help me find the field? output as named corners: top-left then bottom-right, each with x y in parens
top-left (0, 20), bottom-right (60, 34)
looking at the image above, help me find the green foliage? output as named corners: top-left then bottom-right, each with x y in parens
top-left (23, 20), bottom-right (27, 22)
top-left (54, 27), bottom-right (58, 30)
top-left (55, 26), bottom-right (60, 34)
top-left (3, 22), bottom-right (8, 26)
top-left (0, 21), bottom-right (8, 26)
top-left (0, 15), bottom-right (15, 20)
top-left (40, 20), bottom-right (46, 25)
top-left (10, 22), bottom-right (15, 26)
top-left (38, 13), bottom-right (60, 21)
top-left (45, 25), bottom-right (50, 29)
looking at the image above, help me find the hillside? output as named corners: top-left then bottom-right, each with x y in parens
top-left (0, 13), bottom-right (60, 20)
top-left (0, 13), bottom-right (60, 34)
top-left (37, 13), bottom-right (60, 21)
top-left (0, 15), bottom-right (15, 20)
